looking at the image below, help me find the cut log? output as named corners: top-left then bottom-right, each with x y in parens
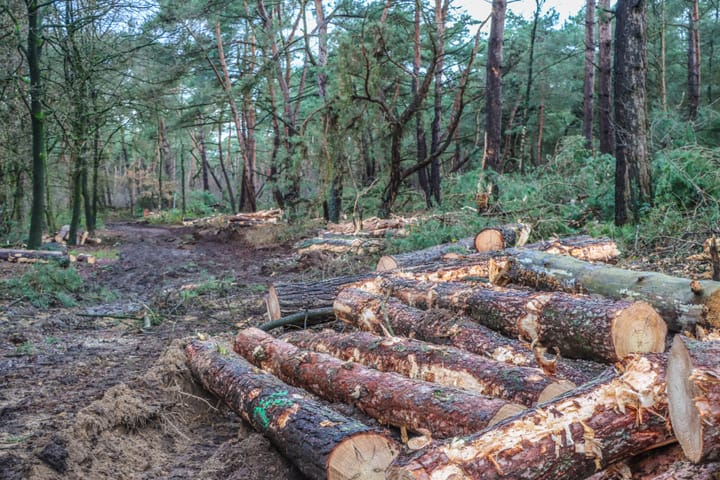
top-left (234, 328), bottom-right (525, 438)
top-left (0, 248), bottom-right (69, 266)
top-left (185, 339), bottom-right (398, 480)
top-left (388, 353), bottom-right (672, 480)
top-left (376, 278), bottom-right (666, 363)
top-left (335, 288), bottom-right (607, 385)
top-left (72, 253), bottom-right (96, 265)
top-left (265, 273), bottom-right (377, 321)
top-left (294, 236), bottom-right (383, 256)
top-left (280, 329), bottom-right (575, 406)
top-left (489, 248), bottom-right (720, 332)
top-left (524, 235), bottom-right (620, 262)
top-left (667, 335), bottom-right (720, 463)
top-left (376, 237), bottom-right (478, 272)
top-left (474, 222), bottom-right (531, 252)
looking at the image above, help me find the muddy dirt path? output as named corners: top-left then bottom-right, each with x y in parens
top-left (0, 222), bottom-right (334, 480)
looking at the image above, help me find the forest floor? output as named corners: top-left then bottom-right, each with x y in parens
top-left (0, 220), bottom-right (373, 480)
top-left (0, 220), bottom-right (713, 480)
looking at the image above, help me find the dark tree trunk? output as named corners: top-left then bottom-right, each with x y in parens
top-left (614, 0), bottom-right (651, 226)
top-left (598, 0), bottom-right (613, 155)
top-left (687, 0), bottom-right (701, 120)
top-left (484, 0), bottom-right (506, 172)
top-left (217, 120), bottom-right (237, 212)
top-left (413, 4), bottom-right (431, 207)
top-left (26, 0), bottom-right (46, 249)
top-left (583, 0), bottom-right (596, 150)
top-left (429, 0), bottom-right (448, 205)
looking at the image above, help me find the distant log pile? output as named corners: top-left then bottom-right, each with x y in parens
top-left (0, 248), bottom-right (70, 266)
top-left (185, 231), bottom-right (720, 479)
top-left (182, 209), bottom-right (284, 228)
top-left (324, 216), bottom-right (417, 237)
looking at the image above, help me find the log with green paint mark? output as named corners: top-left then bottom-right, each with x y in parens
top-left (185, 339), bottom-right (398, 480)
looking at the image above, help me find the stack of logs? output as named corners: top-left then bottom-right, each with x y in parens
top-left (186, 224), bottom-right (720, 479)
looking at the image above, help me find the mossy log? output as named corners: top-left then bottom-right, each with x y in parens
top-left (388, 354), bottom-right (672, 480)
top-left (234, 328), bottom-right (525, 438)
top-left (667, 335), bottom-right (720, 463)
top-left (280, 329), bottom-right (575, 406)
top-left (335, 287), bottom-right (606, 385)
top-left (185, 339), bottom-right (398, 480)
top-left (489, 248), bottom-right (720, 332)
top-left (377, 278), bottom-right (666, 363)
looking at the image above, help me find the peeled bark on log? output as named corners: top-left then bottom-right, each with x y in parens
top-left (474, 223), bottom-right (531, 252)
top-left (0, 248), bottom-right (69, 266)
top-left (295, 236), bottom-right (383, 256)
top-left (525, 235), bottom-right (620, 262)
top-left (265, 273), bottom-right (377, 320)
top-left (376, 237), bottom-right (478, 272)
top-left (234, 328), bottom-right (525, 438)
top-left (334, 288), bottom-right (605, 386)
top-left (388, 354), bottom-right (672, 480)
top-left (377, 278), bottom-right (666, 363)
top-left (667, 335), bottom-right (720, 463)
top-left (185, 339), bottom-right (398, 480)
top-left (489, 248), bottom-right (720, 332)
top-left (280, 329), bottom-right (575, 406)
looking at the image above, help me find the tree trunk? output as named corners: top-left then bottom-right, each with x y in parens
top-left (614, 0), bottom-right (651, 226)
top-left (489, 248), bottom-right (720, 332)
top-left (484, 0), bottom-right (507, 172)
top-left (217, 119), bottom-right (236, 212)
top-left (474, 223), bottom-right (531, 252)
top-left (335, 287), bottom-right (606, 385)
top-left (376, 236), bottom-right (478, 272)
top-left (26, 0), bottom-right (46, 250)
top-left (687, 0), bottom-right (701, 120)
top-left (185, 339), bottom-right (398, 480)
top-left (667, 335), bottom-right (720, 463)
top-left (388, 354), bottom-right (672, 480)
top-left (379, 278), bottom-right (666, 363)
top-left (429, 0), bottom-right (448, 205)
top-left (234, 328), bottom-right (524, 438)
top-left (280, 329), bottom-right (574, 407)
top-left (598, 0), bottom-right (613, 155)
top-left (413, 3), bottom-right (431, 207)
top-left (583, 0), bottom-right (596, 150)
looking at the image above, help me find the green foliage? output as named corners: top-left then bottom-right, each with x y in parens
top-left (654, 147), bottom-right (720, 211)
top-left (0, 263), bottom-right (116, 308)
top-left (179, 274), bottom-right (234, 302)
top-left (187, 190), bottom-right (222, 217)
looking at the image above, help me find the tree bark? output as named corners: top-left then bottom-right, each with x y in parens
top-left (484, 0), bottom-right (507, 172)
top-left (334, 287), bottom-right (608, 386)
top-left (280, 329), bottom-right (574, 407)
top-left (667, 335), bottom-right (720, 463)
top-left (583, 0), bottom-right (596, 150)
top-left (614, 0), bottom-right (652, 226)
top-left (234, 328), bottom-right (524, 438)
top-left (413, 3), bottom-right (431, 207)
top-left (388, 354), bottom-right (672, 480)
top-left (185, 339), bottom-right (398, 480)
top-left (376, 236), bottom-right (478, 271)
top-left (474, 223), bottom-right (531, 252)
top-left (0, 248), bottom-right (69, 265)
top-left (598, 0), bottom-right (613, 155)
top-left (294, 236), bottom-right (383, 256)
top-left (379, 278), bottom-right (666, 363)
top-left (489, 248), bottom-right (720, 332)
top-left (687, 0), bottom-right (701, 120)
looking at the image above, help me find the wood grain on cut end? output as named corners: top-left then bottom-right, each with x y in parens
top-left (705, 289), bottom-right (720, 329)
top-left (611, 301), bottom-right (667, 359)
top-left (488, 403), bottom-right (526, 426)
top-left (475, 229), bottom-right (505, 252)
top-left (537, 379), bottom-right (576, 404)
top-left (327, 432), bottom-right (399, 480)
top-left (667, 335), bottom-right (720, 463)
top-left (376, 255), bottom-right (398, 272)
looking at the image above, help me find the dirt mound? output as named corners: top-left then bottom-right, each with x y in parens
top-left (28, 340), bottom-right (301, 480)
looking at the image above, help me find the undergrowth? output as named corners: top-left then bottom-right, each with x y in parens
top-left (0, 263), bottom-right (117, 308)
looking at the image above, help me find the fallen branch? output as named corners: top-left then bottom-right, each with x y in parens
top-left (258, 307), bottom-right (336, 331)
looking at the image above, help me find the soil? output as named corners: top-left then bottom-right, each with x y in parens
top-left (0, 221), bottom-right (362, 480)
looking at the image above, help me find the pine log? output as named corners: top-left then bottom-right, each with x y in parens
top-left (295, 236), bottom-right (383, 256)
top-left (474, 223), bottom-right (531, 252)
top-left (185, 339), bottom-right (398, 480)
top-left (234, 328), bottom-right (525, 438)
top-left (265, 273), bottom-right (377, 320)
top-left (376, 237), bottom-right (478, 272)
top-left (0, 248), bottom-right (69, 266)
top-left (376, 278), bottom-right (666, 363)
top-left (525, 235), bottom-right (620, 262)
top-left (334, 288), bottom-right (607, 385)
top-left (280, 329), bottom-right (575, 406)
top-left (489, 248), bottom-right (720, 332)
top-left (667, 335), bottom-right (720, 463)
top-left (585, 444), bottom-right (720, 480)
top-left (388, 353), bottom-right (672, 480)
